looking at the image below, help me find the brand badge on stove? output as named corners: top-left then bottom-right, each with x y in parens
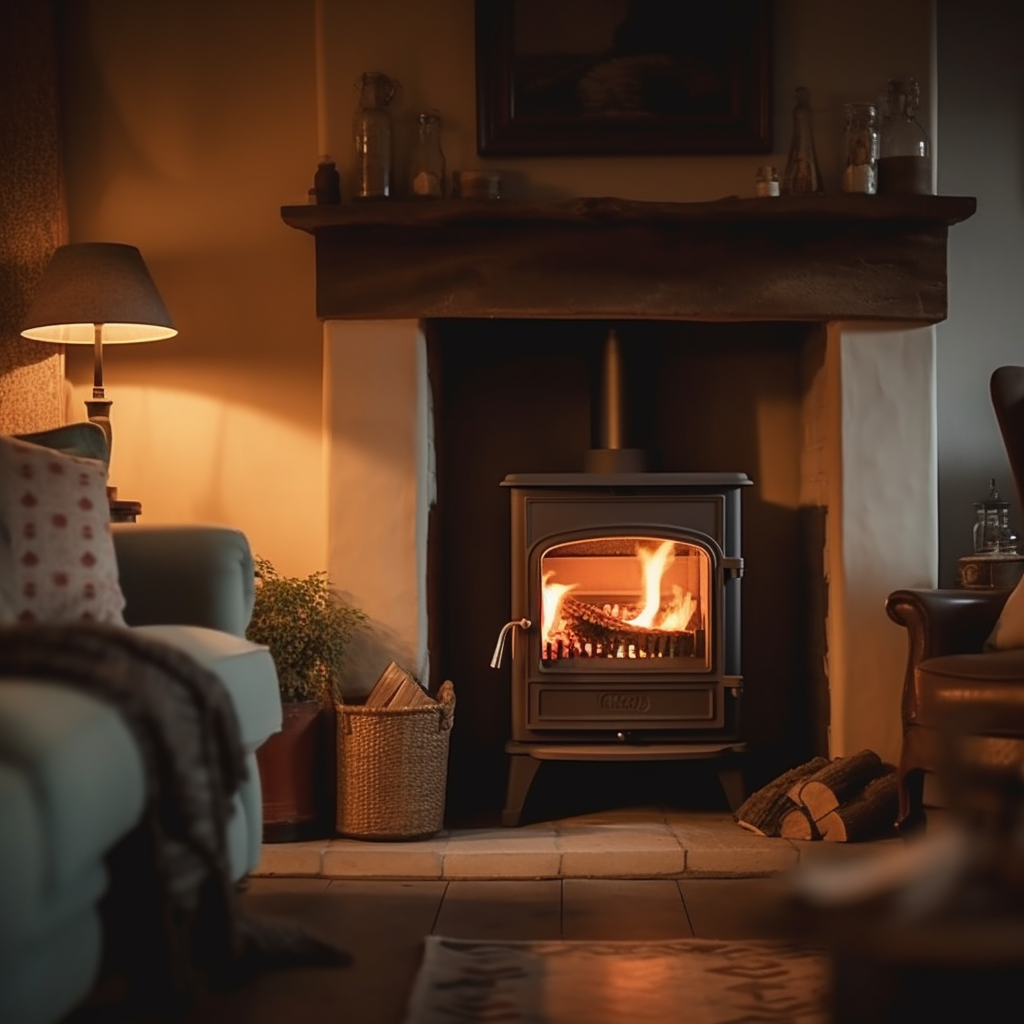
top-left (599, 692), bottom-right (651, 712)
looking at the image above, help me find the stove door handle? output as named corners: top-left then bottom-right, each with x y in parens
top-left (490, 618), bottom-right (531, 669)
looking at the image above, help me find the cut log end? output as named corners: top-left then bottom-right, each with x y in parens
top-left (819, 771), bottom-right (899, 842)
top-left (780, 807), bottom-right (819, 841)
top-left (733, 756), bottom-right (829, 837)
top-left (792, 749), bottom-right (890, 824)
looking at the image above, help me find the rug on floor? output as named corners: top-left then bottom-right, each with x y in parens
top-left (402, 935), bottom-right (830, 1024)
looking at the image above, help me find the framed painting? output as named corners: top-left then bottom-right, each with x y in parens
top-left (475, 0), bottom-right (773, 157)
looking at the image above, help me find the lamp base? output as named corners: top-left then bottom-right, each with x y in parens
top-left (85, 398), bottom-right (113, 454)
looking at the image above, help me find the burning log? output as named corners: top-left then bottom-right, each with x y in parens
top-left (560, 595), bottom-right (692, 657)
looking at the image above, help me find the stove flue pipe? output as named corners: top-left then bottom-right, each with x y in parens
top-left (585, 327), bottom-right (648, 473)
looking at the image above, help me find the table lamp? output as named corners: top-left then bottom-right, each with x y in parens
top-left (20, 242), bottom-right (177, 515)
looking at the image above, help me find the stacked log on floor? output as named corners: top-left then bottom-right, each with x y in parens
top-left (734, 756), bottom-right (828, 837)
top-left (735, 750), bottom-right (898, 842)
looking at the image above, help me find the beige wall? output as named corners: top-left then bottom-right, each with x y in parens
top-left (60, 0), bottom-right (323, 575)
top-left (57, 0), bottom-right (932, 579)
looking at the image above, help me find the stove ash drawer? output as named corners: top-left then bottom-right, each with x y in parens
top-left (529, 683), bottom-right (725, 729)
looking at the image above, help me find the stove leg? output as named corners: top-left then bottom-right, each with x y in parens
top-left (716, 759), bottom-right (746, 811)
top-left (503, 752), bottom-right (542, 827)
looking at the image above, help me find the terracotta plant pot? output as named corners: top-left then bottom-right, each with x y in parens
top-left (256, 700), bottom-right (334, 842)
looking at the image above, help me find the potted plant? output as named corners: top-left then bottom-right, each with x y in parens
top-left (247, 556), bottom-right (366, 841)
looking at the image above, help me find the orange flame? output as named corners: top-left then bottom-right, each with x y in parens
top-left (541, 570), bottom-right (577, 646)
top-left (625, 541), bottom-right (676, 628)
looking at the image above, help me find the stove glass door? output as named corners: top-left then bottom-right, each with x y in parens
top-left (539, 535), bottom-right (711, 670)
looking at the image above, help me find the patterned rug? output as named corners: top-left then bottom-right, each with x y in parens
top-left (402, 935), bottom-right (831, 1024)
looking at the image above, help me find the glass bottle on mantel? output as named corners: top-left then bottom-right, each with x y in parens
top-left (842, 103), bottom-right (879, 194)
top-left (410, 111), bottom-right (446, 199)
top-left (353, 71), bottom-right (397, 200)
top-left (878, 77), bottom-right (933, 195)
top-left (782, 86), bottom-right (823, 195)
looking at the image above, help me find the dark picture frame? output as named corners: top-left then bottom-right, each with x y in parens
top-left (475, 0), bottom-right (773, 157)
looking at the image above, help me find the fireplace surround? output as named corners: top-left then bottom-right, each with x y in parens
top-left (286, 192), bottom-right (975, 823)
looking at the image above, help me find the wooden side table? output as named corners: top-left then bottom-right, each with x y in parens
top-left (957, 553), bottom-right (1024, 590)
top-left (109, 499), bottom-right (142, 524)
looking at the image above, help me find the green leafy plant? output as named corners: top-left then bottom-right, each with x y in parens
top-left (246, 556), bottom-right (367, 705)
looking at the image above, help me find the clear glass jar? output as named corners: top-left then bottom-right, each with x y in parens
top-left (878, 77), bottom-right (932, 195)
top-left (842, 103), bottom-right (879, 194)
top-left (353, 71), bottom-right (397, 200)
top-left (973, 480), bottom-right (1018, 554)
top-left (410, 111), bottom-right (446, 199)
top-left (782, 87), bottom-right (823, 195)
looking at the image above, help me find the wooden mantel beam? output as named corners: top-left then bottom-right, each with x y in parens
top-left (281, 194), bottom-right (977, 324)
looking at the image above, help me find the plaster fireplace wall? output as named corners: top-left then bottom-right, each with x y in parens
top-left (299, 194), bottom-right (973, 818)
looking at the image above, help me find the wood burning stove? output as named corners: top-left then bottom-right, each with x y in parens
top-left (493, 473), bottom-right (750, 825)
top-left (491, 331), bottom-right (752, 825)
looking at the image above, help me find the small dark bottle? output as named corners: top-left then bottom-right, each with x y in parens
top-left (313, 156), bottom-right (341, 204)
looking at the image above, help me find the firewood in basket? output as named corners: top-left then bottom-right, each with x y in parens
top-left (733, 755), bottom-right (829, 837)
top-left (818, 770), bottom-right (899, 842)
top-left (364, 660), bottom-right (433, 709)
top-left (789, 749), bottom-right (889, 824)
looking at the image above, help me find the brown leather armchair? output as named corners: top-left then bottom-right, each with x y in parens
top-left (886, 366), bottom-right (1024, 833)
top-left (885, 587), bottom-right (1024, 831)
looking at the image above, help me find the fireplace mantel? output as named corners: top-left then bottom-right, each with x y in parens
top-left (281, 193), bottom-right (976, 324)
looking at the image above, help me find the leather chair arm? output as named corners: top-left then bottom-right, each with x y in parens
top-left (886, 588), bottom-right (1011, 728)
top-left (111, 524), bottom-right (256, 636)
top-left (885, 588), bottom-right (1009, 661)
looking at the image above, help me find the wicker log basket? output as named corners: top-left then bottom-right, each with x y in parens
top-left (335, 679), bottom-right (455, 840)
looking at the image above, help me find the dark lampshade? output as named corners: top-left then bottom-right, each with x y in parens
top-left (21, 242), bottom-right (177, 345)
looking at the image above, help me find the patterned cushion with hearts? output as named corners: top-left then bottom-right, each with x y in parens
top-left (0, 434), bottom-right (126, 626)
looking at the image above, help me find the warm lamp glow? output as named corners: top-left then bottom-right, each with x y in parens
top-left (20, 242), bottom-right (177, 459)
top-left (21, 321), bottom-right (177, 344)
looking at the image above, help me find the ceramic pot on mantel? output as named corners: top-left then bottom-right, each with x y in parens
top-left (256, 700), bottom-right (334, 842)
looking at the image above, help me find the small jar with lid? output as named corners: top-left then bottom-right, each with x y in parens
top-left (842, 103), bottom-right (879, 194)
top-left (754, 166), bottom-right (779, 197)
top-left (313, 155), bottom-right (341, 204)
top-left (410, 111), bottom-right (446, 199)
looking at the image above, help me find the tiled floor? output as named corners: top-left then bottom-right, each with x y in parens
top-left (253, 804), bottom-right (903, 881)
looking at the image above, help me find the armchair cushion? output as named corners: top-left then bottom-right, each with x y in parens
top-left (985, 573), bottom-right (1024, 650)
top-left (111, 524), bottom-right (255, 634)
top-left (914, 650), bottom-right (1024, 733)
top-left (0, 434), bottom-right (125, 628)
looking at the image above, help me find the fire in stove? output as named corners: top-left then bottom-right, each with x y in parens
top-left (539, 537), bottom-right (708, 663)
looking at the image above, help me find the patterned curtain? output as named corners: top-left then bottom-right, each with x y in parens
top-left (0, 0), bottom-right (67, 432)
